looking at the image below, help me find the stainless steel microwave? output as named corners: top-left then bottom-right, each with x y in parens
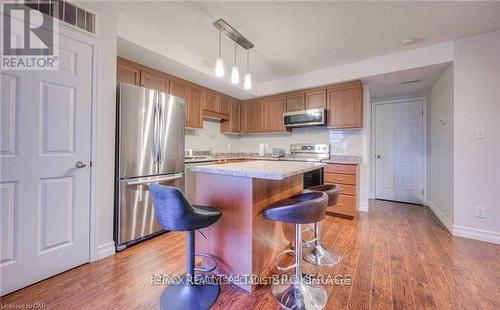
top-left (283, 108), bottom-right (326, 127)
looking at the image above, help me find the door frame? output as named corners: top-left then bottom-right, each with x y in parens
top-left (370, 97), bottom-right (428, 205)
top-left (55, 21), bottom-right (100, 261)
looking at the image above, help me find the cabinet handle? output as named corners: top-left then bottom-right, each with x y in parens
top-left (337, 203), bottom-right (344, 207)
top-left (339, 188), bottom-right (344, 192)
top-left (336, 177), bottom-right (344, 181)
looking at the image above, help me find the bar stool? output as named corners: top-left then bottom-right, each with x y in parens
top-left (149, 184), bottom-right (222, 310)
top-left (262, 191), bottom-right (329, 310)
top-left (302, 184), bottom-right (341, 267)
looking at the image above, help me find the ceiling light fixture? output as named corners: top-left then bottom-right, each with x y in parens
top-left (231, 41), bottom-right (239, 84)
top-left (213, 18), bottom-right (254, 87)
top-left (244, 49), bottom-right (252, 90)
top-left (214, 27), bottom-right (224, 77)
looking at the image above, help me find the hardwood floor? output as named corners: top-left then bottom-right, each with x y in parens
top-left (2, 199), bottom-right (499, 309)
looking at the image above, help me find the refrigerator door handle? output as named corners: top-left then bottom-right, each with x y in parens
top-left (157, 93), bottom-right (164, 163)
top-left (153, 91), bottom-right (160, 164)
top-left (125, 173), bottom-right (184, 186)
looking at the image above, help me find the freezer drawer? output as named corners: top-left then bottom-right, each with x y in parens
top-left (116, 173), bottom-right (185, 249)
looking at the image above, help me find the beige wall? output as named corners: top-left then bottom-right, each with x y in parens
top-left (429, 64), bottom-right (454, 225)
top-left (453, 30), bottom-right (500, 241)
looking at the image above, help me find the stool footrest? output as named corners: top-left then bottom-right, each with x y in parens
top-left (302, 227), bottom-right (318, 248)
top-left (274, 249), bottom-right (297, 271)
top-left (194, 253), bottom-right (217, 273)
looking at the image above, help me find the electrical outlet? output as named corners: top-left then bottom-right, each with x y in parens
top-left (475, 128), bottom-right (486, 140)
top-left (475, 207), bottom-right (486, 219)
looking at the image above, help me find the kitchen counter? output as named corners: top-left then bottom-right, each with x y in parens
top-left (190, 160), bottom-right (325, 180)
top-left (189, 160), bottom-right (320, 291)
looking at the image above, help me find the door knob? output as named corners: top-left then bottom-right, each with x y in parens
top-left (376, 154), bottom-right (382, 159)
top-left (75, 161), bottom-right (87, 168)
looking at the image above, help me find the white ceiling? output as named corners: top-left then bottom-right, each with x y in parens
top-left (98, 1), bottom-right (500, 84)
top-left (364, 63), bottom-right (451, 98)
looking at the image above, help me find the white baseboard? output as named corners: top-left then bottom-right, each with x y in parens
top-left (358, 201), bottom-right (369, 212)
top-left (453, 226), bottom-right (500, 245)
top-left (96, 241), bottom-right (116, 260)
top-left (427, 201), bottom-right (500, 244)
top-left (427, 201), bottom-right (453, 233)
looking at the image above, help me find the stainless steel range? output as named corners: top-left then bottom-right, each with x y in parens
top-left (287, 143), bottom-right (330, 188)
top-left (287, 143), bottom-right (330, 162)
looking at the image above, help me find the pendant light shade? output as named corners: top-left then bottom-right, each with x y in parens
top-left (215, 57), bottom-right (224, 77)
top-left (231, 66), bottom-right (240, 84)
top-left (214, 28), bottom-right (224, 77)
top-left (231, 41), bottom-right (239, 84)
top-left (244, 49), bottom-right (252, 89)
top-left (244, 73), bottom-right (252, 90)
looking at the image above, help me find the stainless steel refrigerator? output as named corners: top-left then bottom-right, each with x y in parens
top-left (115, 83), bottom-right (185, 251)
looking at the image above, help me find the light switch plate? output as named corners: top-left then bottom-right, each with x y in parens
top-left (475, 128), bottom-right (486, 140)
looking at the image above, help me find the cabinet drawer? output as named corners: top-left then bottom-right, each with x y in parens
top-left (328, 194), bottom-right (357, 217)
top-left (324, 164), bottom-right (356, 175)
top-left (324, 173), bottom-right (356, 185)
top-left (324, 183), bottom-right (355, 196)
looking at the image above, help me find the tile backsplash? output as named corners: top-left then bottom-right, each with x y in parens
top-left (185, 120), bottom-right (363, 156)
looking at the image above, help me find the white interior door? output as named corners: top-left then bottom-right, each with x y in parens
top-left (1, 34), bottom-right (93, 295)
top-left (375, 100), bottom-right (424, 204)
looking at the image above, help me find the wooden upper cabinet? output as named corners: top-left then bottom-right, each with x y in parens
top-left (286, 92), bottom-right (305, 112)
top-left (263, 96), bottom-right (287, 132)
top-left (117, 57), bottom-right (140, 86)
top-left (204, 91), bottom-right (219, 113)
top-left (242, 100), bottom-right (263, 133)
top-left (169, 79), bottom-right (187, 99)
top-left (186, 85), bottom-right (203, 128)
top-left (305, 89), bottom-right (327, 109)
top-left (140, 69), bottom-right (168, 93)
top-left (221, 100), bottom-right (241, 133)
top-left (327, 81), bottom-right (363, 129)
top-left (218, 96), bottom-right (231, 116)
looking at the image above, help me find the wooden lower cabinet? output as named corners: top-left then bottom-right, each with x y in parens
top-left (324, 163), bottom-right (358, 219)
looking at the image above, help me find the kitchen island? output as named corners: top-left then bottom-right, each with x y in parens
top-left (189, 160), bottom-right (325, 292)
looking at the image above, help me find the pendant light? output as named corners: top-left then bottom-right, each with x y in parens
top-left (214, 27), bottom-right (224, 77)
top-left (231, 41), bottom-right (240, 84)
top-left (243, 49), bottom-right (252, 90)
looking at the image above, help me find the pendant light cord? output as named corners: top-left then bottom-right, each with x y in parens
top-left (218, 28), bottom-right (222, 57)
top-left (234, 41), bottom-right (237, 65)
top-left (247, 49), bottom-right (250, 72)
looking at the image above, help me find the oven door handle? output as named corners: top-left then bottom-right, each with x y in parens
top-left (126, 173), bottom-right (184, 186)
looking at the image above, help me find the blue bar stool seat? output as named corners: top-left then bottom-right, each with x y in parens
top-left (262, 191), bottom-right (329, 310)
top-left (302, 184), bottom-right (342, 267)
top-left (149, 184), bottom-right (221, 310)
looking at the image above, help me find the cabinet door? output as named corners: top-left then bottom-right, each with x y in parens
top-left (305, 89), bottom-right (326, 109)
top-left (140, 70), bottom-right (168, 93)
top-left (231, 101), bottom-right (241, 132)
top-left (221, 100), bottom-right (240, 133)
top-left (117, 59), bottom-right (140, 86)
top-left (204, 91), bottom-right (219, 113)
top-left (169, 80), bottom-right (188, 125)
top-left (186, 86), bottom-right (203, 128)
top-left (263, 96), bottom-right (286, 132)
top-left (242, 101), bottom-right (263, 133)
top-left (218, 96), bottom-right (231, 115)
top-left (327, 83), bottom-right (363, 129)
top-left (286, 93), bottom-right (305, 112)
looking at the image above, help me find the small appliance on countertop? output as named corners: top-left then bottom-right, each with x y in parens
top-left (258, 143), bottom-right (268, 157)
top-left (272, 148), bottom-right (286, 158)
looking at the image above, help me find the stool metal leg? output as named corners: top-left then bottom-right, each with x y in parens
top-left (159, 230), bottom-right (220, 310)
top-left (303, 222), bottom-right (341, 267)
top-left (271, 224), bottom-right (328, 310)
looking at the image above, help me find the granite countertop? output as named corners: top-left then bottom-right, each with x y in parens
top-left (190, 160), bottom-right (325, 180)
